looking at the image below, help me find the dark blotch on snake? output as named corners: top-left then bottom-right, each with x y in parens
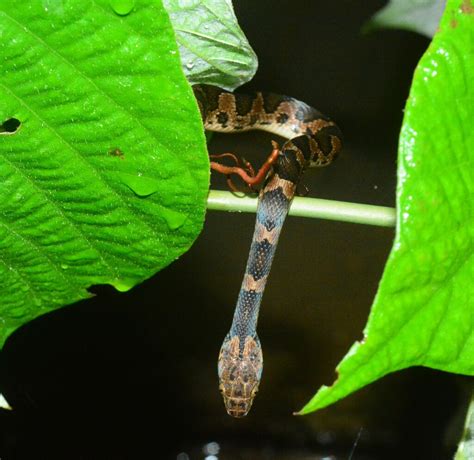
top-left (247, 239), bottom-right (274, 280)
top-left (272, 151), bottom-right (304, 182)
top-left (192, 84), bottom-right (220, 114)
top-left (235, 94), bottom-right (254, 116)
top-left (217, 111), bottom-right (229, 127)
top-left (314, 125), bottom-right (344, 155)
top-left (262, 93), bottom-right (290, 113)
top-left (259, 188), bottom-right (292, 220)
top-left (288, 136), bottom-right (313, 162)
top-left (276, 112), bottom-right (289, 124)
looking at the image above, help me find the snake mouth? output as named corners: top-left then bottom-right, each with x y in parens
top-left (223, 396), bottom-right (254, 418)
top-left (219, 381), bottom-right (257, 418)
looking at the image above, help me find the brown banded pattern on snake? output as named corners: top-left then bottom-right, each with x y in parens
top-left (193, 84), bottom-right (342, 417)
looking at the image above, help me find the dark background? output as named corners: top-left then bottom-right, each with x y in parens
top-left (0, 1), bottom-right (470, 459)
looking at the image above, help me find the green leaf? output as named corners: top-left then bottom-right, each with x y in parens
top-left (365, 0), bottom-right (445, 37)
top-left (0, 393), bottom-right (11, 410)
top-left (163, 0), bottom-right (258, 90)
top-left (300, 0), bottom-right (474, 414)
top-left (0, 0), bottom-right (209, 347)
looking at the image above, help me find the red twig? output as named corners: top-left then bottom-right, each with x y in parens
top-left (210, 142), bottom-right (280, 191)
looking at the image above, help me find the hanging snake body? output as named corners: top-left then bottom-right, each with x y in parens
top-left (193, 85), bottom-right (343, 417)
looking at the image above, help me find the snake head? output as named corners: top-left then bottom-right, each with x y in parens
top-left (218, 334), bottom-right (263, 418)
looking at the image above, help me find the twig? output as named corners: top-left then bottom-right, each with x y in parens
top-left (207, 190), bottom-right (396, 228)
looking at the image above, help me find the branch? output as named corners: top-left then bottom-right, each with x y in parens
top-left (207, 190), bottom-right (396, 227)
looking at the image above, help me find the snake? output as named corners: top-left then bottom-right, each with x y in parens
top-left (193, 84), bottom-right (343, 417)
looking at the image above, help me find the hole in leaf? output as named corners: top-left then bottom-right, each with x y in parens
top-left (0, 118), bottom-right (21, 135)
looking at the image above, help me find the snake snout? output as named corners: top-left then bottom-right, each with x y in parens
top-left (219, 367), bottom-right (260, 418)
top-left (218, 357), bottom-right (261, 418)
top-left (222, 393), bottom-right (254, 418)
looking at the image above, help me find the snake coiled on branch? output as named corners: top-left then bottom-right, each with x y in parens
top-left (193, 84), bottom-right (343, 417)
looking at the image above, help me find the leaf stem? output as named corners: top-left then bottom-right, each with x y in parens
top-left (207, 190), bottom-right (396, 227)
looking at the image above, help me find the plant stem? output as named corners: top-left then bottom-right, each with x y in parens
top-left (207, 190), bottom-right (396, 227)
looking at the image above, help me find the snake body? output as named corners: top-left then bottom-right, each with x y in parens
top-left (193, 84), bottom-right (342, 417)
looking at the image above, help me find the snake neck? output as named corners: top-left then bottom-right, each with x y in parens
top-left (230, 151), bottom-right (303, 339)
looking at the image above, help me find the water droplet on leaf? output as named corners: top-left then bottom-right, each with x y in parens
top-left (119, 172), bottom-right (160, 197)
top-left (112, 278), bottom-right (136, 292)
top-left (110, 0), bottom-right (135, 16)
top-left (161, 207), bottom-right (187, 230)
top-left (186, 61), bottom-right (195, 70)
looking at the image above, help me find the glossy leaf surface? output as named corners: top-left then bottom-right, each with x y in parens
top-left (163, 0), bottom-right (258, 90)
top-left (0, 0), bottom-right (209, 346)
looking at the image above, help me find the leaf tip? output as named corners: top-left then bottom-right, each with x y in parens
top-left (0, 394), bottom-right (12, 410)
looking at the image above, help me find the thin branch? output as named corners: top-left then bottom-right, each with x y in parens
top-left (207, 190), bottom-right (396, 228)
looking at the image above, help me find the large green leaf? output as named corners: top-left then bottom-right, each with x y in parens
top-left (300, 0), bottom-right (474, 414)
top-left (162, 0), bottom-right (258, 90)
top-left (0, 0), bottom-right (209, 346)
